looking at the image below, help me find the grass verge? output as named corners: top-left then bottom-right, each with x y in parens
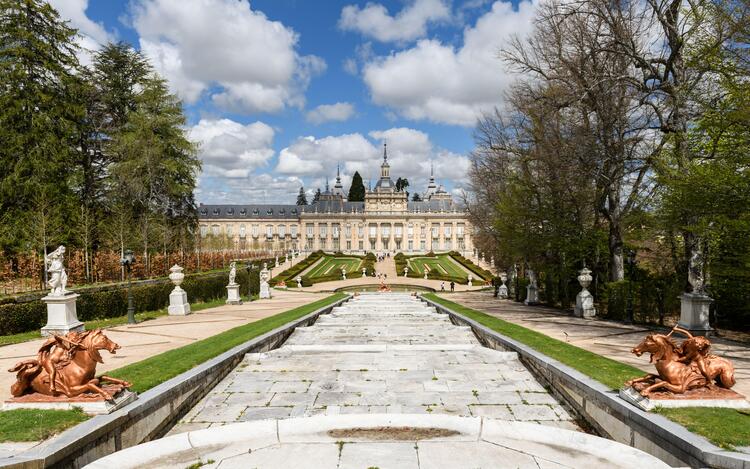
top-left (0, 408), bottom-right (89, 442)
top-left (424, 293), bottom-right (642, 389)
top-left (107, 293), bottom-right (346, 393)
top-left (425, 293), bottom-right (750, 449)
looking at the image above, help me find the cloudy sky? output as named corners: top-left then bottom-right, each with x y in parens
top-left (52, 0), bottom-right (536, 204)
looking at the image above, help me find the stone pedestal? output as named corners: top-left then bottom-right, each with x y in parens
top-left (575, 290), bottom-right (596, 318)
top-left (678, 293), bottom-right (713, 334)
top-left (168, 287), bottom-right (191, 315)
top-left (525, 285), bottom-right (539, 305)
top-left (41, 293), bottom-right (84, 337)
top-left (226, 284), bottom-right (242, 305)
top-left (498, 285), bottom-right (508, 299)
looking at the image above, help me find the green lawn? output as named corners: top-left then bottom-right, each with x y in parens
top-left (407, 255), bottom-right (467, 278)
top-left (425, 293), bottom-right (750, 450)
top-left (306, 256), bottom-right (363, 278)
top-left (107, 293), bottom-right (346, 393)
top-left (0, 408), bottom-right (89, 442)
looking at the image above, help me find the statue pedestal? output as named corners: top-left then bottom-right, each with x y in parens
top-left (41, 293), bottom-right (84, 337)
top-left (3, 385), bottom-right (136, 415)
top-left (226, 284), bottom-right (242, 305)
top-left (525, 285), bottom-right (539, 305)
top-left (619, 386), bottom-right (748, 412)
top-left (678, 293), bottom-right (712, 334)
top-left (259, 281), bottom-right (272, 299)
top-left (498, 285), bottom-right (508, 299)
top-left (168, 287), bottom-right (191, 315)
top-left (574, 290), bottom-right (596, 319)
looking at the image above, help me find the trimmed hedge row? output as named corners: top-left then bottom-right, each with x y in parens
top-left (270, 251), bottom-right (324, 286)
top-left (448, 251), bottom-right (493, 281)
top-left (0, 260), bottom-right (269, 336)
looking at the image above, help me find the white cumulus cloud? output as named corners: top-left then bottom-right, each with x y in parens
top-left (306, 102), bottom-right (356, 124)
top-left (339, 0), bottom-right (451, 43)
top-left (130, 0), bottom-right (325, 114)
top-left (275, 128), bottom-right (470, 194)
top-left (362, 0), bottom-right (538, 126)
top-left (189, 119), bottom-right (275, 178)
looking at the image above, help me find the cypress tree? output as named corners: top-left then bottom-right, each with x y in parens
top-left (347, 171), bottom-right (366, 201)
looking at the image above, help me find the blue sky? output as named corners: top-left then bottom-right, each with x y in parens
top-left (51, 0), bottom-right (536, 204)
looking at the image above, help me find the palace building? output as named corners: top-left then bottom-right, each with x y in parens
top-left (197, 145), bottom-right (473, 255)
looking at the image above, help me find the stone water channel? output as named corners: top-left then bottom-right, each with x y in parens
top-left (89, 293), bottom-right (670, 468)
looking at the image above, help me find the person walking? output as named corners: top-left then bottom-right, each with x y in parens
top-left (440, 282), bottom-right (445, 292)
top-left (450, 281), bottom-right (455, 292)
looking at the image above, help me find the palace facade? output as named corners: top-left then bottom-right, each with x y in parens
top-left (198, 145), bottom-right (474, 255)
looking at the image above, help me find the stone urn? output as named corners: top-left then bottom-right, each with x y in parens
top-left (574, 267), bottom-right (596, 318)
top-left (296, 275), bottom-right (303, 288)
top-left (467, 274), bottom-right (473, 287)
top-left (168, 264), bottom-right (191, 315)
top-left (498, 272), bottom-right (508, 299)
top-left (341, 268), bottom-right (347, 280)
top-left (362, 267), bottom-right (367, 277)
top-left (169, 264), bottom-right (185, 289)
top-left (404, 267), bottom-right (409, 277)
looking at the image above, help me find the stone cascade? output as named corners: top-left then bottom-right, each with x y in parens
top-left (177, 293), bottom-right (577, 429)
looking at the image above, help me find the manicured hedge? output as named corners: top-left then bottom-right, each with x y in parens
top-left (448, 251), bottom-right (493, 281)
top-left (270, 250), bottom-right (324, 286)
top-left (0, 260), bottom-right (268, 336)
top-left (296, 252), bottom-right (376, 286)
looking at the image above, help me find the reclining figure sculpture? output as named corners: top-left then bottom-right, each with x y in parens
top-left (9, 329), bottom-right (131, 401)
top-left (627, 326), bottom-right (735, 397)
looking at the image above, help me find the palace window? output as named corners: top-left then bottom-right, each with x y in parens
top-left (457, 224), bottom-right (465, 237)
top-left (226, 224), bottom-right (232, 237)
top-left (346, 241), bottom-right (351, 250)
top-left (383, 239), bottom-right (389, 250)
top-left (332, 224), bottom-right (340, 238)
top-left (444, 225), bottom-right (451, 237)
top-left (420, 240), bottom-right (426, 251)
top-left (431, 224), bottom-right (439, 238)
top-left (239, 224), bottom-right (246, 238)
top-left (408, 240), bottom-right (413, 251)
top-left (278, 225), bottom-right (286, 237)
top-left (358, 224), bottom-right (364, 238)
top-left (200, 225), bottom-right (208, 237)
top-left (266, 225), bottom-right (273, 238)
top-left (407, 223), bottom-right (413, 236)
top-left (458, 239), bottom-right (465, 250)
top-left (369, 224), bottom-right (377, 238)
top-left (320, 225), bottom-right (328, 238)
top-left (252, 224), bottom-right (259, 237)
top-left (291, 225), bottom-right (298, 238)
top-left (359, 240), bottom-right (364, 251)
top-left (395, 225), bottom-right (403, 238)
top-left (345, 224), bottom-right (351, 238)
top-left (370, 240), bottom-right (376, 250)
top-left (395, 240), bottom-right (401, 250)
top-left (382, 225), bottom-right (391, 237)
top-left (306, 224), bottom-right (314, 238)
top-left (211, 225), bottom-right (220, 236)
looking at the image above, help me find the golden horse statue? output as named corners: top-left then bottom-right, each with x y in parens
top-left (627, 326), bottom-right (735, 397)
top-left (9, 329), bottom-right (131, 401)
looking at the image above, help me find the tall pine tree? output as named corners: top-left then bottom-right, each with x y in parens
top-left (0, 0), bottom-right (82, 254)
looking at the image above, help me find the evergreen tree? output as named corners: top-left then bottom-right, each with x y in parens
top-left (0, 0), bottom-right (82, 253)
top-left (312, 188), bottom-right (322, 203)
top-left (412, 193), bottom-right (422, 202)
top-left (347, 171), bottom-right (366, 201)
top-left (109, 76), bottom-right (199, 274)
top-left (296, 187), bottom-right (308, 205)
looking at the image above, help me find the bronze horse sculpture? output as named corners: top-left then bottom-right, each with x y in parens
top-left (627, 326), bottom-right (735, 397)
top-left (9, 329), bottom-right (131, 401)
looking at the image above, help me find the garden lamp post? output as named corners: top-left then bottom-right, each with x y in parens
top-left (625, 249), bottom-right (636, 324)
top-left (120, 249), bottom-right (136, 324)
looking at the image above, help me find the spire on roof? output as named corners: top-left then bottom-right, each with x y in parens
top-left (325, 176), bottom-right (329, 192)
top-left (383, 142), bottom-right (388, 163)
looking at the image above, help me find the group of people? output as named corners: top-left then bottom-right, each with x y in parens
top-left (376, 252), bottom-right (391, 262)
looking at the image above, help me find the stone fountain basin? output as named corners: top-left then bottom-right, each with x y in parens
top-left (84, 414), bottom-right (671, 469)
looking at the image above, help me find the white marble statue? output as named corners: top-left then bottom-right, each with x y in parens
top-left (259, 263), bottom-right (271, 299)
top-left (46, 245), bottom-right (69, 296)
top-left (228, 262), bottom-right (237, 286)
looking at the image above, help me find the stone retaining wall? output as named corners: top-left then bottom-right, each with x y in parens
top-left (421, 296), bottom-right (750, 469)
top-left (0, 296), bottom-right (349, 469)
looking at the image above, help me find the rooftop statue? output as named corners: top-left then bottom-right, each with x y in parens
top-left (626, 326), bottom-right (735, 397)
top-left (9, 329), bottom-right (131, 401)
